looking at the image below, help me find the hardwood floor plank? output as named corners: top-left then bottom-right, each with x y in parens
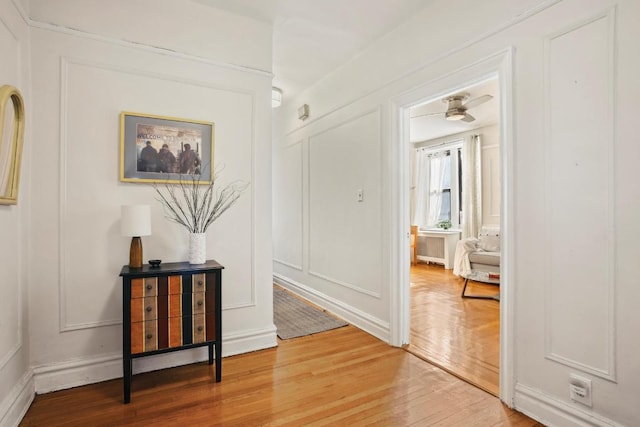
top-left (407, 263), bottom-right (500, 396)
top-left (21, 308), bottom-right (535, 426)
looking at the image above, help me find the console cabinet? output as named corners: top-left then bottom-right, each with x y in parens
top-left (120, 260), bottom-right (223, 403)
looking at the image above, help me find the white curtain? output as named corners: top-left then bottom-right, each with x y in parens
top-left (412, 150), bottom-right (447, 229)
top-left (461, 134), bottom-right (482, 239)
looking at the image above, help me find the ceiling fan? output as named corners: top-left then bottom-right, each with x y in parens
top-left (411, 93), bottom-right (493, 123)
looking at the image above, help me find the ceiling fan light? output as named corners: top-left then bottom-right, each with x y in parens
top-left (445, 111), bottom-right (465, 121)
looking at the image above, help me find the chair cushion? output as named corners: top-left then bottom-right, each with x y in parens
top-left (468, 251), bottom-right (500, 266)
top-left (478, 228), bottom-right (500, 252)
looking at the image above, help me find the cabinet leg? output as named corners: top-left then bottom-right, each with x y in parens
top-left (215, 343), bottom-right (222, 382)
top-left (208, 343), bottom-right (214, 365)
top-left (123, 357), bottom-right (132, 404)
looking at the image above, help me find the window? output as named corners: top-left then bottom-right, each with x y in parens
top-left (413, 141), bottom-right (462, 229)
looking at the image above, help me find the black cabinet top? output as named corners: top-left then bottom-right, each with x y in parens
top-left (120, 259), bottom-right (224, 278)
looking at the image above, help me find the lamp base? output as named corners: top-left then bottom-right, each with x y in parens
top-left (129, 236), bottom-right (143, 268)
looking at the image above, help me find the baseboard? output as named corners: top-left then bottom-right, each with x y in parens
top-left (273, 273), bottom-right (390, 342)
top-left (514, 383), bottom-right (623, 427)
top-left (33, 326), bottom-right (278, 395)
top-left (0, 369), bottom-right (34, 427)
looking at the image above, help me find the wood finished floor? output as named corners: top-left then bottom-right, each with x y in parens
top-left (407, 263), bottom-right (500, 396)
top-left (20, 326), bottom-right (539, 426)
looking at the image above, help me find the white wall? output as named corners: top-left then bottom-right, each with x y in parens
top-left (0, 1), bottom-right (32, 425)
top-left (24, 0), bottom-right (275, 396)
top-left (273, 0), bottom-right (640, 425)
top-left (413, 123), bottom-right (501, 228)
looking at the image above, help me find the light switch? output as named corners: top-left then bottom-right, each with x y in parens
top-left (357, 189), bottom-right (364, 202)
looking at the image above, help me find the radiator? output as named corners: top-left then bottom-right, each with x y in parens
top-left (418, 236), bottom-right (445, 259)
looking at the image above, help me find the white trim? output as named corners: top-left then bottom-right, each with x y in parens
top-left (57, 56), bottom-right (259, 332)
top-left (273, 258), bottom-right (303, 271)
top-left (514, 383), bottom-right (624, 427)
top-left (9, 0), bottom-right (28, 25)
top-left (27, 19), bottom-right (272, 79)
top-left (542, 7), bottom-right (617, 382)
top-left (498, 47), bottom-right (516, 407)
top-left (306, 106), bottom-right (384, 299)
top-left (389, 48), bottom-right (516, 405)
top-left (283, 0), bottom-right (562, 137)
top-left (273, 273), bottom-right (390, 342)
top-left (33, 327), bottom-right (277, 395)
top-left (0, 5), bottom-right (24, 374)
top-left (273, 140), bottom-right (304, 272)
top-left (0, 369), bottom-right (34, 427)
top-left (306, 270), bottom-right (381, 298)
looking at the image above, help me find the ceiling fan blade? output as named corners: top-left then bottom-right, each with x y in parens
top-left (463, 94), bottom-right (493, 109)
top-left (461, 113), bottom-right (475, 122)
top-left (410, 111), bottom-right (445, 119)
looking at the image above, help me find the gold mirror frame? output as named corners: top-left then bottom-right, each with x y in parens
top-left (0, 85), bottom-right (25, 205)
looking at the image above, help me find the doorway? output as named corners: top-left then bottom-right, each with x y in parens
top-left (389, 50), bottom-right (515, 403)
top-left (406, 78), bottom-right (501, 395)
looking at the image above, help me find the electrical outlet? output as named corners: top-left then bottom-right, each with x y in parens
top-left (569, 374), bottom-right (592, 407)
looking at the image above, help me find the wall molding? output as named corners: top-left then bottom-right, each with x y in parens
top-left (306, 107), bottom-right (383, 298)
top-left (33, 326), bottom-right (276, 395)
top-left (57, 56), bottom-right (258, 332)
top-left (273, 259), bottom-right (303, 271)
top-left (9, 0), bottom-right (28, 25)
top-left (273, 273), bottom-right (389, 342)
top-left (27, 18), bottom-right (272, 79)
top-left (0, 340), bottom-right (22, 373)
top-left (0, 3), bottom-right (25, 375)
top-left (272, 140), bottom-right (303, 271)
top-left (283, 0), bottom-right (562, 136)
top-left (514, 383), bottom-right (623, 427)
top-left (0, 5), bottom-right (19, 40)
top-left (0, 369), bottom-right (34, 427)
top-left (543, 7), bottom-right (617, 381)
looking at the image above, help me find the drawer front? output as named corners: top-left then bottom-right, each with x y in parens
top-left (192, 292), bottom-right (206, 315)
top-left (193, 273), bottom-right (206, 293)
top-left (131, 275), bottom-right (182, 298)
top-left (131, 320), bottom-right (159, 354)
top-left (131, 296), bottom-right (157, 322)
top-left (144, 320), bottom-right (158, 351)
top-left (193, 314), bottom-right (206, 343)
top-left (132, 314), bottom-right (215, 352)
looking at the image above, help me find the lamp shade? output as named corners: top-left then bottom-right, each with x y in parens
top-left (121, 205), bottom-right (151, 237)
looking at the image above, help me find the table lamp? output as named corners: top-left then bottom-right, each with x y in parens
top-left (121, 205), bottom-right (151, 268)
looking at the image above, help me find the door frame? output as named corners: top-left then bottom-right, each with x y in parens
top-left (388, 48), bottom-right (516, 405)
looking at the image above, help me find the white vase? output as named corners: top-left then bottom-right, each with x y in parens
top-left (189, 233), bottom-right (206, 264)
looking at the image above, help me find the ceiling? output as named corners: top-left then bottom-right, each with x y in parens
top-left (192, 0), bottom-right (432, 98)
top-left (409, 78), bottom-right (500, 143)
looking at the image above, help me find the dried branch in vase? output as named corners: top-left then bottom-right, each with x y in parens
top-left (153, 166), bottom-right (248, 233)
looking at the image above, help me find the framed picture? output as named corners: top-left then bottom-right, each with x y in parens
top-left (120, 112), bottom-right (214, 184)
top-left (0, 85), bottom-right (26, 205)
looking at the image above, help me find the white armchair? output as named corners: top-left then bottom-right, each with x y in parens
top-left (453, 227), bottom-right (500, 299)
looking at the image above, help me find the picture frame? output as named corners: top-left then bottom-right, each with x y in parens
top-left (120, 112), bottom-right (214, 184)
top-left (0, 85), bottom-right (26, 205)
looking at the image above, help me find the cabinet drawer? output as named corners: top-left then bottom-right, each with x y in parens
top-left (131, 296), bottom-right (157, 322)
top-left (132, 275), bottom-right (184, 298)
top-left (131, 320), bottom-right (158, 354)
top-left (131, 313), bottom-right (216, 353)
